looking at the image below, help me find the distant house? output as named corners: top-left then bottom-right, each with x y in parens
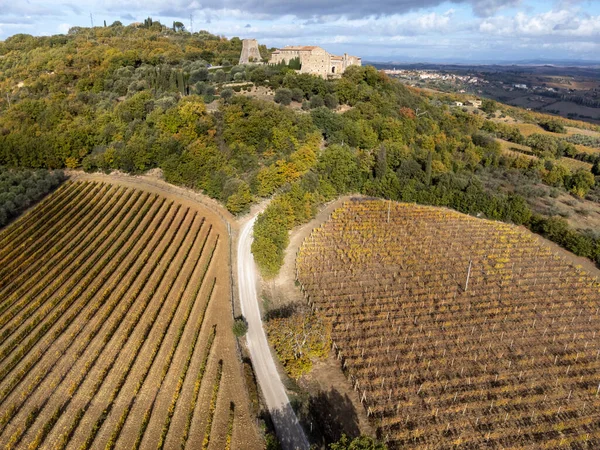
top-left (469, 100), bottom-right (482, 108)
top-left (453, 101), bottom-right (464, 107)
top-left (514, 84), bottom-right (528, 89)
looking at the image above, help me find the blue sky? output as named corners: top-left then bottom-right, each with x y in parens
top-left (1, 0), bottom-right (599, 62)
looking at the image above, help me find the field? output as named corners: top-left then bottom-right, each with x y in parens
top-left (495, 139), bottom-right (536, 160)
top-left (297, 199), bottom-right (600, 449)
top-left (0, 180), bottom-right (259, 449)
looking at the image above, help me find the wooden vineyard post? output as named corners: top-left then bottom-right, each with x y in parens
top-left (465, 260), bottom-right (472, 292)
top-left (387, 199), bottom-right (391, 224)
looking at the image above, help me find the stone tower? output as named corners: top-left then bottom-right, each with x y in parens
top-left (239, 39), bottom-right (262, 64)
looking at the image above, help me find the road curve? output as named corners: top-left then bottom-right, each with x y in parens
top-left (237, 215), bottom-right (310, 450)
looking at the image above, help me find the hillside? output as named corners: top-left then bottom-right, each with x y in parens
top-left (1, 25), bottom-right (600, 289)
top-left (297, 199), bottom-right (600, 448)
top-left (0, 179), bottom-right (260, 449)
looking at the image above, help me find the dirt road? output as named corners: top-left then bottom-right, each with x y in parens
top-left (237, 215), bottom-right (310, 450)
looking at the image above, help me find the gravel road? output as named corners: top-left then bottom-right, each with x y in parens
top-left (237, 215), bottom-right (310, 450)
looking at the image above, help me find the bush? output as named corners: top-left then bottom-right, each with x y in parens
top-left (309, 95), bottom-right (324, 109)
top-left (220, 88), bottom-right (234, 102)
top-left (291, 88), bottom-right (304, 102)
top-left (232, 317), bottom-right (248, 337)
top-left (324, 93), bottom-right (338, 109)
top-left (539, 120), bottom-right (566, 134)
top-left (274, 88), bottom-right (293, 106)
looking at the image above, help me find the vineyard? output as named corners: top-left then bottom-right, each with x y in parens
top-left (0, 180), bottom-right (259, 449)
top-left (297, 199), bottom-right (600, 449)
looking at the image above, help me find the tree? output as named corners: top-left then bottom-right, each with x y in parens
top-left (568, 169), bottom-right (595, 198)
top-left (375, 145), bottom-right (387, 179)
top-left (317, 145), bottom-right (360, 194)
top-left (291, 88), bottom-right (304, 102)
top-left (214, 69), bottom-right (226, 83)
top-left (425, 150), bottom-right (433, 186)
top-left (324, 93), bottom-right (338, 110)
top-left (539, 119), bottom-right (566, 134)
top-left (232, 316), bottom-right (248, 337)
top-left (274, 88), bottom-right (293, 106)
top-left (225, 180), bottom-right (252, 213)
top-left (220, 88), bottom-right (234, 102)
top-left (249, 66), bottom-right (267, 84)
top-left (480, 98), bottom-right (497, 114)
top-left (266, 311), bottom-right (331, 379)
top-left (287, 56), bottom-right (302, 70)
top-left (310, 95), bottom-right (324, 109)
top-left (189, 68), bottom-right (209, 83)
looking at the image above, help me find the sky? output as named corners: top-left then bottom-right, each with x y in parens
top-left (1, 0), bottom-right (599, 63)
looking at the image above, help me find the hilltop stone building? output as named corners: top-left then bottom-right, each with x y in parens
top-left (239, 39), bottom-right (262, 64)
top-left (268, 45), bottom-right (361, 78)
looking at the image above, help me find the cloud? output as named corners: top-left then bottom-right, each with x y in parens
top-left (471, 0), bottom-right (520, 17)
top-left (1, 0), bottom-right (521, 20)
top-left (479, 9), bottom-right (600, 37)
top-left (57, 23), bottom-right (71, 34)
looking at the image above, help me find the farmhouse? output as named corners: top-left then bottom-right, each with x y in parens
top-left (269, 45), bottom-right (361, 78)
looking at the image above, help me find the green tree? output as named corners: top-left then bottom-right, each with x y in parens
top-left (568, 169), bottom-right (595, 197)
top-left (220, 88), bottom-right (234, 102)
top-left (375, 144), bottom-right (387, 179)
top-left (425, 150), bottom-right (433, 186)
top-left (291, 88), bottom-right (304, 102)
top-left (232, 316), bottom-right (248, 337)
top-left (323, 93), bottom-right (338, 109)
top-left (274, 88), bottom-right (293, 106)
top-left (317, 145), bottom-right (360, 194)
top-left (480, 98), bottom-right (497, 114)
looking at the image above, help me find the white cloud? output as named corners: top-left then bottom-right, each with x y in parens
top-left (479, 9), bottom-right (600, 37)
top-left (57, 23), bottom-right (71, 34)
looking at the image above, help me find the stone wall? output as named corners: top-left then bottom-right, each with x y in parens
top-left (268, 45), bottom-right (361, 78)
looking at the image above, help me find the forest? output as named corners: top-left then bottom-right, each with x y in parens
top-left (1, 21), bottom-right (599, 270)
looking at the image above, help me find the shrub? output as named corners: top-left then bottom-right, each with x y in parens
top-left (324, 93), bottom-right (338, 109)
top-left (309, 95), bottom-right (324, 109)
top-left (539, 120), bottom-right (566, 134)
top-left (291, 88), bottom-right (304, 102)
top-left (220, 88), bottom-right (234, 102)
top-left (233, 316), bottom-right (248, 337)
top-left (274, 88), bottom-right (293, 106)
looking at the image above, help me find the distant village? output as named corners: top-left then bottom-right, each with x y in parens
top-left (384, 68), bottom-right (561, 94)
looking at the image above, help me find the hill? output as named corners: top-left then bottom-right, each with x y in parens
top-left (0, 179), bottom-right (259, 449)
top-left (297, 198), bottom-right (600, 448)
top-left (1, 24), bottom-right (600, 284)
